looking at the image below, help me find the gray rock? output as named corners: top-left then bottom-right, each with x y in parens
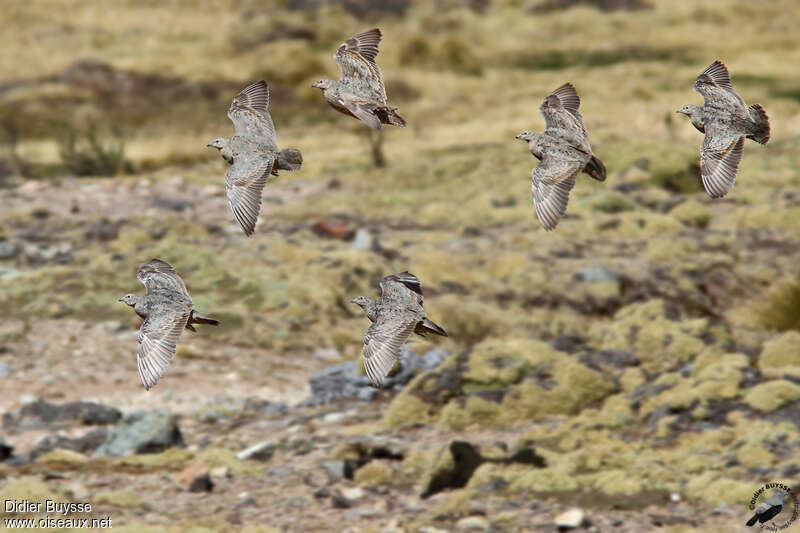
top-left (266, 466), bottom-right (293, 478)
top-left (29, 427), bottom-right (108, 460)
top-left (0, 362), bottom-right (12, 378)
top-left (0, 267), bottom-right (19, 281)
top-left (236, 440), bottom-right (275, 461)
top-left (456, 516), bottom-right (490, 532)
top-left (93, 410), bottom-right (184, 457)
top-left (344, 508), bottom-right (381, 521)
top-left (0, 240), bottom-right (19, 260)
top-left (2, 400), bottom-right (121, 429)
top-left (303, 346), bottom-right (447, 405)
top-left (321, 460), bottom-right (346, 482)
top-left (572, 264), bottom-right (620, 284)
top-left (312, 348), bottom-right (341, 361)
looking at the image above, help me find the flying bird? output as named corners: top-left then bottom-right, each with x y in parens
top-left (516, 83), bottom-right (606, 231)
top-left (351, 272), bottom-right (447, 387)
top-left (207, 80), bottom-right (303, 235)
top-left (312, 28), bottom-right (406, 130)
top-left (677, 60), bottom-right (770, 198)
top-left (746, 489), bottom-right (787, 527)
top-left (119, 259), bottom-right (219, 390)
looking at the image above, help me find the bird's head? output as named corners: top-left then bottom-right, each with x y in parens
top-left (675, 105), bottom-right (699, 116)
top-left (349, 296), bottom-right (371, 309)
top-left (312, 79), bottom-right (332, 90)
top-left (206, 138), bottom-right (227, 150)
top-left (516, 130), bottom-right (536, 142)
top-left (119, 294), bottom-right (137, 307)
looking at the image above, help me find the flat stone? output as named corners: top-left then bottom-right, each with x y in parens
top-left (555, 507), bottom-right (586, 530)
top-left (572, 265), bottom-right (620, 284)
top-left (456, 516), bottom-right (490, 532)
top-left (321, 460), bottom-right (346, 482)
top-left (341, 487), bottom-right (364, 500)
top-left (236, 440), bottom-right (274, 462)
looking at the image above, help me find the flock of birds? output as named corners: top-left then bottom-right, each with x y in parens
top-left (120, 28), bottom-right (772, 392)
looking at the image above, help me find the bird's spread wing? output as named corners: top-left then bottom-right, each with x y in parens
top-left (363, 314), bottom-right (417, 387)
top-left (225, 155), bottom-right (275, 236)
top-left (531, 155), bottom-right (583, 231)
top-left (540, 85), bottom-right (590, 149)
top-left (137, 306), bottom-right (190, 390)
top-left (700, 123), bottom-right (744, 199)
top-left (137, 259), bottom-right (190, 300)
top-left (693, 61), bottom-right (746, 110)
top-left (227, 80), bottom-right (277, 149)
top-left (380, 272), bottom-right (424, 305)
top-left (335, 28), bottom-right (385, 101)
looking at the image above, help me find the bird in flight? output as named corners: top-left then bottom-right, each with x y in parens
top-left (677, 60), bottom-right (770, 198)
top-left (351, 272), bottom-right (446, 387)
top-left (208, 80), bottom-right (303, 235)
top-left (312, 28), bottom-right (406, 130)
top-left (119, 259), bottom-right (218, 390)
top-left (516, 83), bottom-right (606, 230)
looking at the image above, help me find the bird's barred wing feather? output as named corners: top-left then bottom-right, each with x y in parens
top-left (540, 85), bottom-right (590, 150)
top-left (137, 259), bottom-right (191, 300)
top-left (531, 156), bottom-right (583, 231)
top-left (380, 272), bottom-right (423, 303)
top-left (700, 124), bottom-right (744, 199)
top-left (225, 155), bottom-right (275, 236)
top-left (137, 306), bottom-right (190, 390)
top-left (363, 316), bottom-right (417, 387)
top-left (335, 28), bottom-right (386, 101)
top-left (227, 81), bottom-right (277, 149)
top-left (693, 61), bottom-right (746, 111)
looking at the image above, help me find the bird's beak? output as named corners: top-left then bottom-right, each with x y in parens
top-left (206, 143), bottom-right (213, 147)
top-left (349, 298), bottom-right (356, 304)
top-left (118, 297), bottom-right (124, 302)
top-left (515, 134), bottom-right (523, 139)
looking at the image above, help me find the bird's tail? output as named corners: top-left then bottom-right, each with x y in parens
top-left (747, 104), bottom-right (770, 145)
top-left (191, 313), bottom-right (219, 327)
top-left (377, 107), bottom-right (407, 128)
top-left (277, 148), bottom-right (303, 171)
top-left (746, 514), bottom-right (759, 527)
top-left (584, 155), bottom-right (607, 182)
top-left (415, 318), bottom-right (447, 337)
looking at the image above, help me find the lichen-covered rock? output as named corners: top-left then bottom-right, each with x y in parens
top-left (462, 338), bottom-right (561, 390)
top-left (760, 331), bottom-right (800, 378)
top-left (0, 477), bottom-right (58, 508)
top-left (504, 359), bottom-right (617, 420)
top-left (440, 395), bottom-right (510, 430)
top-left (354, 460), bottom-right (394, 487)
top-left (383, 391), bottom-right (436, 429)
top-left (669, 200), bottom-right (710, 228)
top-left (743, 380), bottom-right (800, 412)
top-left (591, 299), bottom-right (707, 372)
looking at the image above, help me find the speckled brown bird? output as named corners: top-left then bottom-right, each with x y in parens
top-left (350, 272), bottom-right (446, 387)
top-left (207, 80), bottom-right (303, 235)
top-left (119, 259), bottom-right (218, 390)
top-left (516, 83), bottom-right (606, 231)
top-left (312, 28), bottom-right (406, 130)
top-left (677, 60), bottom-right (770, 198)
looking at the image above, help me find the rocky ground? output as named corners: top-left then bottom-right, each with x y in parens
top-left (2, 0), bottom-right (800, 531)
